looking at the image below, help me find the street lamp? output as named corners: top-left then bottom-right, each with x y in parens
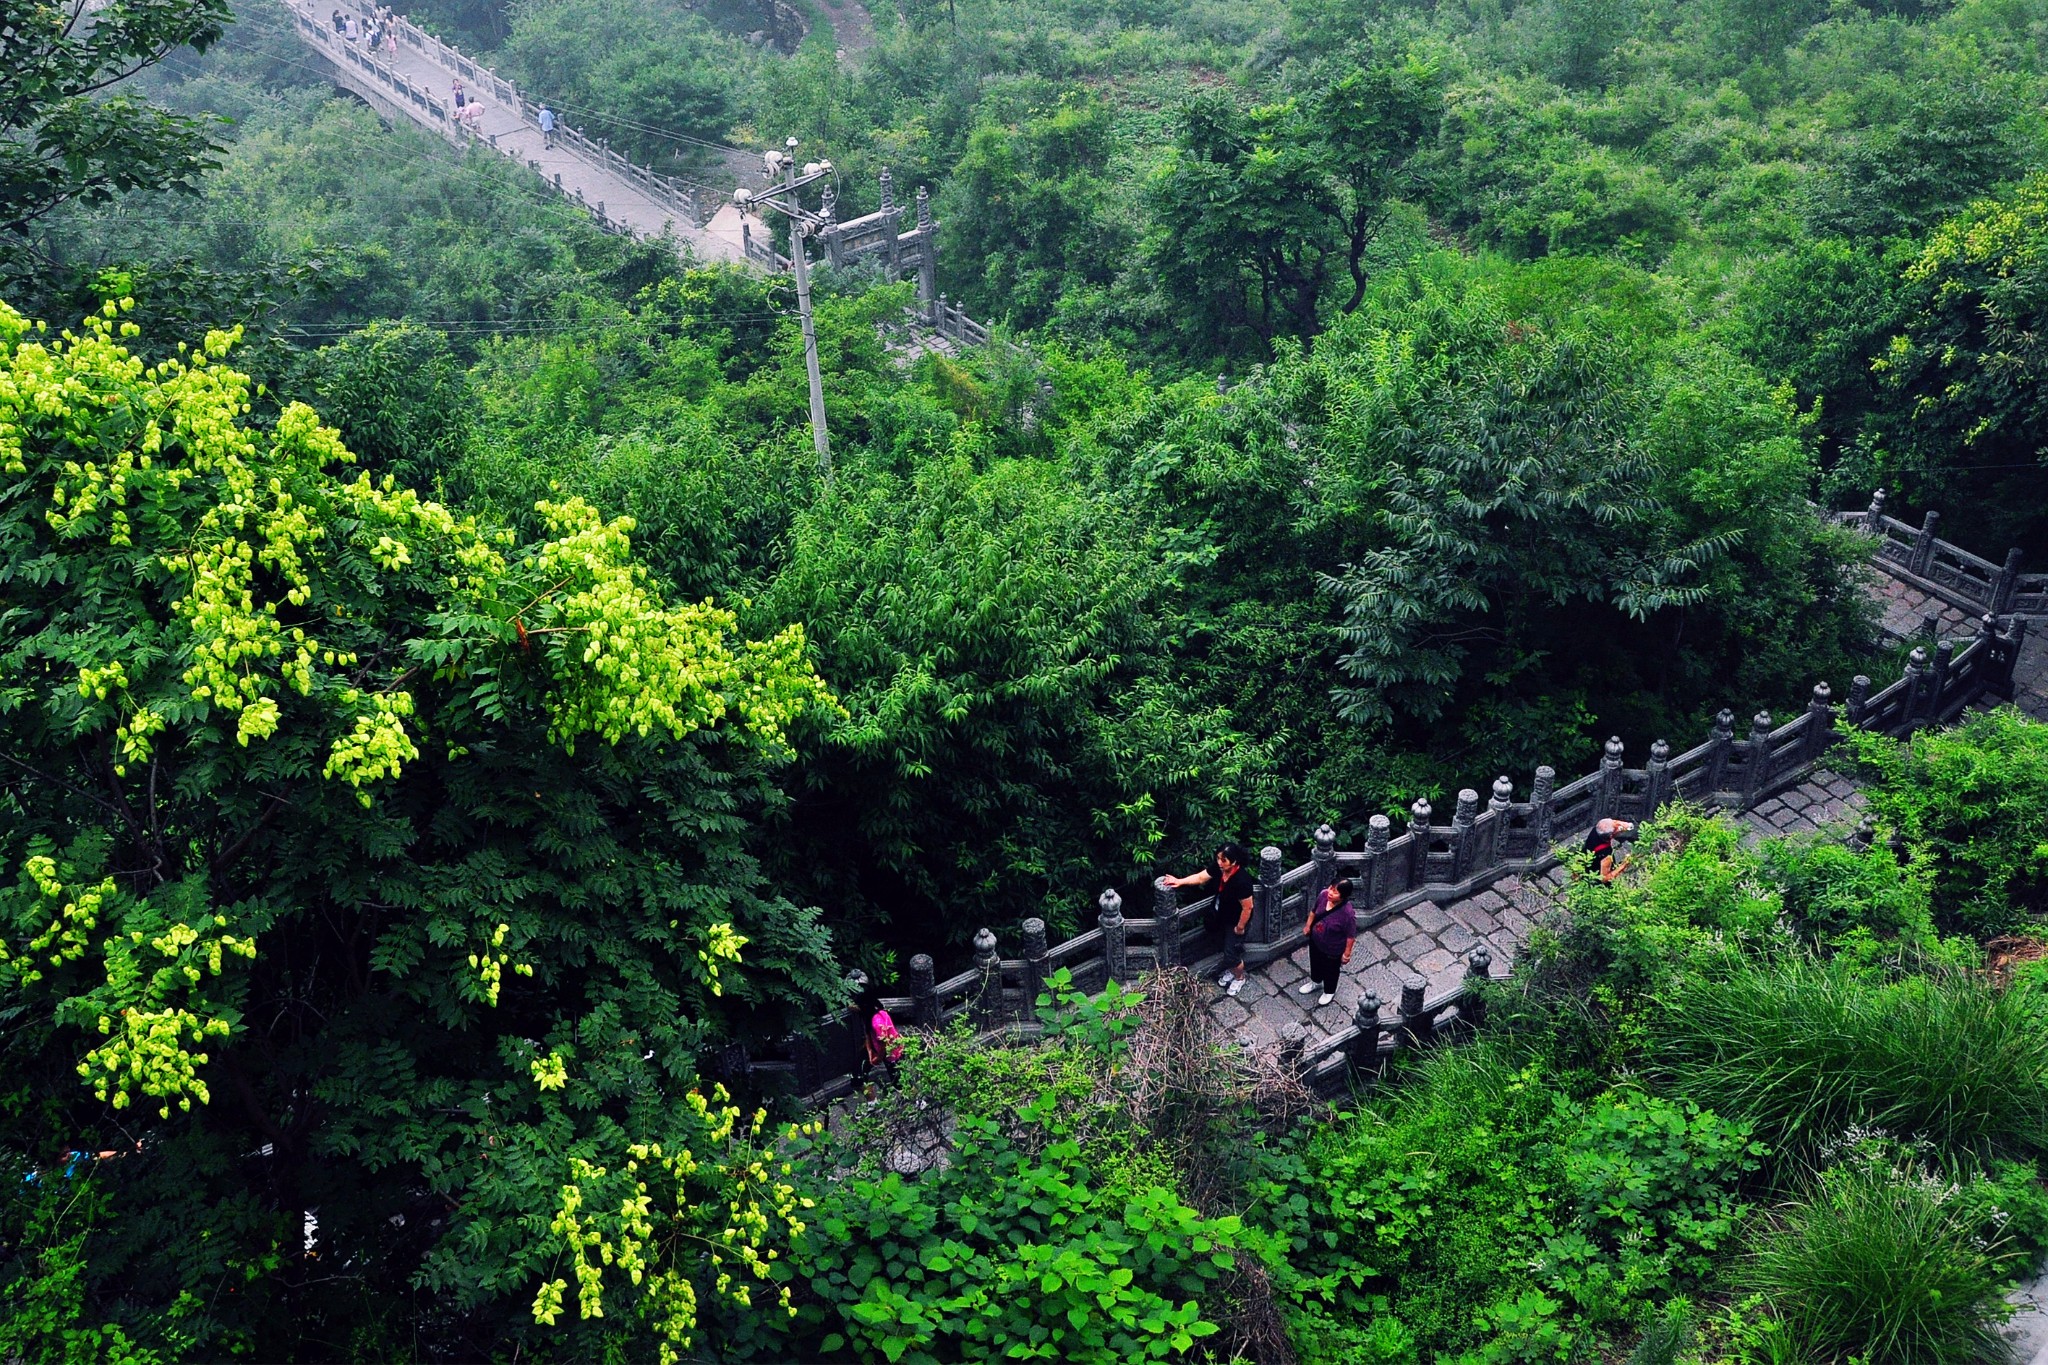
top-left (737, 136), bottom-right (834, 482)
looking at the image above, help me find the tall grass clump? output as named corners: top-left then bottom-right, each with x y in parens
top-left (1651, 956), bottom-right (2048, 1156)
top-left (1745, 1152), bottom-right (2018, 1364)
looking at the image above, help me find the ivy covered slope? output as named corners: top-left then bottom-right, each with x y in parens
top-left (0, 298), bottom-right (843, 1360)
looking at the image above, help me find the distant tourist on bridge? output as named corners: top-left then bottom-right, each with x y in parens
top-left (1162, 843), bottom-right (1256, 998)
top-left (330, 8), bottom-right (346, 34)
top-left (537, 104), bottom-right (557, 149)
top-left (452, 78), bottom-right (466, 110)
top-left (1299, 877), bottom-right (1357, 1007)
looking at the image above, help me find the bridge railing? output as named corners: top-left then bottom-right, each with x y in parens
top-left (302, 0), bottom-right (710, 232)
top-left (1839, 489), bottom-right (2047, 619)
top-left (756, 604), bottom-right (2030, 1106)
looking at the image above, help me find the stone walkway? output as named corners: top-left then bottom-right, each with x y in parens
top-left (284, 0), bottom-right (759, 262)
top-left (1205, 771), bottom-right (1868, 1055)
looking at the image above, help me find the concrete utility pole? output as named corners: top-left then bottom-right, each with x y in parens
top-left (736, 137), bottom-right (833, 482)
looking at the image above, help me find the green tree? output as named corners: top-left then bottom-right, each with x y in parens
top-left (0, 298), bottom-right (841, 1356)
top-left (1871, 172), bottom-right (2048, 551)
top-left (1, 0), bottom-right (231, 263)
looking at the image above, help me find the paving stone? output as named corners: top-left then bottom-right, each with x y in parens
top-left (1351, 933), bottom-right (1391, 967)
top-left (1412, 947), bottom-right (1457, 976)
top-left (1501, 907), bottom-right (1534, 938)
top-left (1382, 919), bottom-right (1429, 953)
top-left (1779, 789), bottom-right (1813, 812)
top-left (1438, 921), bottom-right (1479, 954)
top-left (1406, 901), bottom-right (1451, 934)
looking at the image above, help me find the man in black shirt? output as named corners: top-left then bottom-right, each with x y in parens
top-left (1163, 843), bottom-right (1257, 997)
top-left (1583, 818), bottom-right (1636, 882)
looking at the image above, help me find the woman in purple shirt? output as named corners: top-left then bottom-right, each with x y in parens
top-left (1298, 878), bottom-right (1358, 1007)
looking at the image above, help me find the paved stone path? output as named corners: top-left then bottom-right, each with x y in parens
top-left (1204, 771), bottom-right (1868, 1055)
top-left (284, 0), bottom-right (759, 263)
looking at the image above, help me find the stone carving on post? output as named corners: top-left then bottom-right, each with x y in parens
top-left (1863, 484), bottom-right (1885, 531)
top-left (1256, 846), bottom-right (1282, 945)
top-left (1846, 675), bottom-right (1871, 727)
top-left (1706, 708), bottom-right (1737, 794)
top-left (972, 928), bottom-right (1001, 1027)
top-left (1399, 976), bottom-right (1432, 1048)
top-left (914, 185), bottom-right (938, 319)
top-left (1021, 917), bottom-right (1049, 1018)
top-left (1911, 509), bottom-right (1942, 576)
top-left (2006, 619), bottom-right (2031, 693)
top-left (1802, 682), bottom-right (1833, 763)
top-left (1151, 876), bottom-right (1180, 969)
top-left (1530, 766), bottom-right (1556, 847)
top-left (1349, 991), bottom-right (1384, 1076)
top-left (909, 953), bottom-right (939, 1028)
top-left (1462, 947), bottom-right (1493, 1028)
top-left (1365, 814), bottom-right (1391, 910)
top-left (1929, 639), bottom-right (1954, 718)
top-left (1489, 776), bottom-right (1514, 862)
top-left (1451, 788), bottom-right (1480, 880)
top-left (880, 168), bottom-right (902, 277)
top-left (1994, 548), bottom-right (2026, 615)
top-left (1902, 646), bottom-right (1929, 728)
top-left (1098, 889), bottom-right (1127, 985)
top-left (1644, 740), bottom-right (1671, 819)
top-left (1595, 736), bottom-right (1625, 822)
top-left (1408, 797), bottom-right (1433, 885)
top-left (1743, 711), bottom-right (1775, 807)
top-left (1310, 824), bottom-right (1337, 917)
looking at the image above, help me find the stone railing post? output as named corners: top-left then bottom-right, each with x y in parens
top-left (1348, 991), bottom-right (1384, 1076)
top-left (915, 185), bottom-right (937, 316)
top-left (1021, 917), bottom-right (1049, 1014)
top-left (1929, 638), bottom-right (1955, 716)
top-left (909, 953), bottom-right (939, 1027)
top-left (1851, 814), bottom-right (1876, 853)
top-left (1399, 976), bottom-right (1432, 1048)
top-left (1643, 740), bottom-right (1672, 819)
top-left (1595, 736), bottom-right (1625, 821)
top-left (2004, 619), bottom-right (2030, 693)
top-left (1310, 823), bottom-right (1337, 916)
top-left (1098, 889), bottom-right (1127, 985)
top-left (1408, 798), bottom-right (1432, 885)
top-left (1901, 646), bottom-right (1929, 729)
top-left (1530, 766), bottom-right (1556, 847)
top-left (972, 928), bottom-right (1001, 1027)
top-left (1255, 847), bottom-right (1282, 944)
top-left (1911, 509), bottom-right (1942, 576)
top-left (1743, 711), bottom-right (1775, 807)
top-left (1802, 682), bottom-right (1834, 763)
top-left (1462, 947), bottom-right (1493, 1028)
top-left (1365, 814), bottom-right (1391, 910)
top-left (1705, 708), bottom-right (1737, 796)
top-left (1862, 487), bottom-right (1886, 533)
top-left (1993, 548), bottom-right (2026, 615)
top-left (1489, 776), bottom-right (1514, 863)
top-left (1151, 876), bottom-right (1180, 969)
top-left (1450, 788), bottom-right (1480, 880)
top-left (1846, 674), bottom-right (1871, 728)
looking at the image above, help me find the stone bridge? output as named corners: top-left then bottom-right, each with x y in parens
top-left (762, 498), bottom-right (2044, 1104)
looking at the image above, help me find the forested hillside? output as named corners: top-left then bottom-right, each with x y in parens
top-left (5, 0), bottom-right (2048, 1354)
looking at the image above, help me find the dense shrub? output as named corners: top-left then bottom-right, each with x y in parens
top-left (1848, 708), bottom-right (2048, 939)
top-left (1651, 956), bottom-right (2048, 1157)
top-left (1744, 1145), bottom-right (2021, 1364)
